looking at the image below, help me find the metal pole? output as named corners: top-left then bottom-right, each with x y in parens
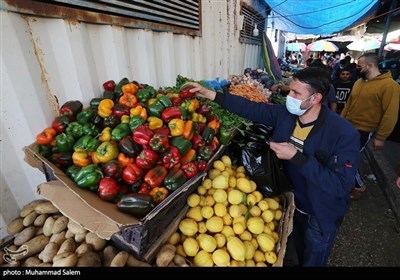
top-left (378, 0), bottom-right (398, 58)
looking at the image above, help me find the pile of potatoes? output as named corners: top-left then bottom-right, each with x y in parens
top-left (0, 200), bottom-right (151, 267)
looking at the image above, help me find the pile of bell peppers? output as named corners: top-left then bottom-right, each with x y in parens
top-left (34, 77), bottom-right (239, 218)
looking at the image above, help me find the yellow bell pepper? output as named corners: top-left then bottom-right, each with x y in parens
top-left (146, 98), bottom-right (157, 107)
top-left (168, 118), bottom-right (185, 136)
top-left (185, 99), bottom-right (199, 113)
top-left (130, 105), bottom-right (147, 121)
top-left (121, 115), bottom-right (130, 124)
top-left (99, 127), bottom-right (111, 142)
top-left (121, 83), bottom-right (138, 95)
top-left (72, 150), bottom-right (92, 167)
top-left (147, 116), bottom-right (163, 130)
top-left (98, 99), bottom-right (114, 118)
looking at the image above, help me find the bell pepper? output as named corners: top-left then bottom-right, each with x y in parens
top-left (156, 95), bottom-right (172, 108)
top-left (55, 133), bottom-right (75, 152)
top-left (147, 116), bottom-right (163, 130)
top-left (180, 149), bottom-right (196, 165)
top-left (179, 107), bottom-right (188, 121)
top-left (91, 151), bottom-right (101, 164)
top-left (182, 162), bottom-right (199, 179)
top-left (98, 99), bottom-right (114, 118)
top-left (118, 152), bottom-right (134, 168)
top-left (119, 93), bottom-right (138, 108)
top-left (65, 122), bottom-right (83, 139)
top-left (209, 136), bottom-right (220, 153)
top-left (207, 118), bottom-right (220, 133)
top-left (37, 144), bottom-right (54, 158)
top-left (98, 177), bottom-right (119, 201)
top-left (130, 105), bottom-right (147, 121)
top-left (170, 96), bottom-right (182, 107)
top-left (162, 146), bottom-right (181, 169)
top-left (149, 187), bottom-right (169, 205)
top-left (90, 98), bottom-right (103, 110)
top-left (186, 99), bottom-right (200, 113)
top-left (72, 149), bottom-right (92, 167)
top-left (129, 179), bottom-right (143, 193)
top-left (170, 136), bottom-right (192, 156)
top-left (146, 98), bottom-right (157, 107)
top-left (73, 135), bottom-right (99, 152)
top-left (59, 100), bottom-right (83, 121)
top-left (122, 163), bottom-right (144, 185)
top-left (195, 159), bottom-right (208, 171)
top-left (197, 145), bottom-right (214, 161)
top-left (183, 120), bottom-right (194, 140)
top-left (117, 193), bottom-right (154, 217)
top-left (194, 123), bottom-right (206, 134)
top-left (149, 133), bottom-right (170, 153)
top-left (76, 108), bottom-right (95, 124)
top-left (168, 118), bottom-right (185, 137)
top-left (138, 182), bottom-right (152, 195)
top-left (36, 127), bottom-right (57, 145)
top-left (114, 77), bottom-right (130, 98)
top-left (103, 90), bottom-right (117, 102)
top-left (218, 126), bottom-right (235, 145)
top-left (136, 89), bottom-right (152, 103)
top-left (95, 141), bottom-right (119, 163)
top-left (101, 160), bottom-right (123, 180)
top-left (144, 165), bottom-right (168, 188)
top-left (191, 134), bottom-right (206, 149)
top-left (82, 123), bottom-right (100, 137)
top-left (154, 127), bottom-right (170, 136)
top-left (121, 115), bottom-right (130, 124)
top-left (50, 151), bottom-right (73, 170)
top-left (103, 80), bottom-right (116, 91)
top-left (122, 83), bottom-right (139, 95)
top-left (112, 103), bottom-right (130, 118)
top-left (66, 165), bottom-right (81, 181)
top-left (163, 167), bottom-right (187, 192)
top-left (133, 125), bottom-right (154, 146)
top-left (145, 85), bottom-right (158, 98)
top-left (52, 115), bottom-right (70, 133)
top-left (179, 85), bottom-right (195, 99)
top-left (201, 126), bottom-right (216, 144)
top-left (161, 107), bottom-right (182, 123)
top-left (196, 103), bottom-right (211, 118)
top-left (92, 114), bottom-right (104, 129)
top-left (136, 148), bottom-right (159, 170)
top-left (99, 127), bottom-right (112, 142)
top-left (118, 136), bottom-right (142, 158)
top-left (103, 115), bottom-right (120, 129)
top-left (74, 164), bottom-right (103, 191)
top-left (129, 115), bottom-right (145, 131)
top-left (148, 102), bottom-right (165, 118)
top-left (111, 123), bottom-right (131, 142)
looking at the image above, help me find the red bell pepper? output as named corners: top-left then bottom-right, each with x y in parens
top-left (195, 159), bottom-right (208, 171)
top-left (133, 125), bottom-right (154, 146)
top-left (161, 107), bottom-right (182, 123)
top-left (154, 127), bottom-right (170, 136)
top-left (162, 146), bottom-right (181, 169)
top-left (101, 160), bottom-right (123, 180)
top-left (103, 80), bottom-right (116, 91)
top-left (122, 163), bottom-right (144, 185)
top-left (181, 162), bottom-right (199, 179)
top-left (98, 177), bottom-right (119, 201)
top-left (138, 182), bottom-right (152, 195)
top-left (144, 165), bottom-right (168, 188)
top-left (136, 148), bottom-right (160, 170)
top-left (196, 103), bottom-right (211, 119)
top-left (170, 96), bottom-right (182, 107)
top-left (59, 100), bottom-right (83, 121)
top-left (209, 136), bottom-right (220, 153)
top-left (149, 133), bottom-right (170, 153)
top-left (191, 134), bottom-right (206, 150)
top-left (112, 103), bottom-right (130, 119)
top-left (179, 86), bottom-right (195, 99)
top-left (52, 115), bottom-right (70, 133)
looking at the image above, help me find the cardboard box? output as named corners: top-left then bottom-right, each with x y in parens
top-left (24, 143), bottom-right (227, 261)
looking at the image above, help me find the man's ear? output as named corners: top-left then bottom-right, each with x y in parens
top-left (314, 92), bottom-right (324, 103)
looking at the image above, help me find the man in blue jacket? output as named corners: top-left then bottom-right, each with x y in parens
top-left (188, 67), bottom-right (360, 266)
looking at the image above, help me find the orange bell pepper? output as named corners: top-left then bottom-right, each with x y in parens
top-left (183, 120), bottom-right (194, 140)
top-left (118, 152), bottom-right (134, 168)
top-left (207, 119), bottom-right (220, 133)
top-left (149, 187), bottom-right (169, 205)
top-left (72, 150), bottom-right (92, 167)
top-left (119, 93), bottom-right (138, 108)
top-left (180, 149), bottom-right (196, 165)
top-left (122, 83), bottom-right (138, 95)
top-left (36, 127), bottom-right (57, 145)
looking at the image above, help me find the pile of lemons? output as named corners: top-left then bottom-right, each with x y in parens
top-left (167, 155), bottom-right (284, 267)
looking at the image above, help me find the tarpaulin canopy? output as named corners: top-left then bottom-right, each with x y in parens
top-left (264, 0), bottom-right (381, 35)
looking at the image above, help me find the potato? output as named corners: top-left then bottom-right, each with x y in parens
top-left (20, 200), bottom-right (43, 218)
top-left (65, 229), bottom-right (74, 239)
top-left (7, 218), bottom-right (24, 234)
top-left (126, 254), bottom-right (151, 267)
top-left (103, 246), bottom-right (117, 267)
top-left (49, 231), bottom-right (66, 246)
top-left (14, 226), bottom-right (36, 246)
top-left (43, 216), bottom-right (55, 237)
top-left (52, 216), bottom-right (68, 235)
top-left (53, 252), bottom-right (78, 267)
top-left (85, 232), bottom-right (106, 251)
top-left (35, 227), bottom-right (44, 236)
top-left (75, 243), bottom-right (93, 256)
top-left (23, 256), bottom-right (42, 267)
top-left (39, 242), bottom-right (59, 263)
top-left (74, 232), bottom-right (86, 243)
top-left (38, 262), bottom-right (52, 267)
top-left (76, 251), bottom-right (101, 267)
top-left (156, 244), bottom-right (176, 267)
top-left (14, 235), bottom-right (50, 261)
top-left (173, 254), bottom-right (189, 267)
top-left (35, 201), bottom-right (59, 215)
top-left (57, 238), bottom-right (76, 255)
top-left (110, 251), bottom-right (129, 267)
top-left (33, 214), bottom-right (48, 227)
top-left (67, 220), bottom-right (87, 235)
top-left (23, 211), bottom-right (38, 227)
top-left (0, 252), bottom-right (5, 265)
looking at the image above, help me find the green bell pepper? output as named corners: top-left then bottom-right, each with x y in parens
top-left (218, 126), bottom-right (235, 145)
top-left (66, 165), bottom-right (81, 181)
top-left (197, 145), bottom-right (214, 161)
top-left (65, 121), bottom-right (84, 139)
top-left (89, 98), bottom-right (103, 110)
top-left (163, 167), bottom-right (186, 192)
top-left (95, 141), bottom-right (119, 163)
top-left (148, 103), bottom-right (165, 118)
top-left (156, 95), bottom-right (172, 108)
top-left (103, 90), bottom-right (117, 102)
top-left (170, 136), bottom-right (192, 156)
top-left (37, 144), bottom-right (54, 158)
top-left (74, 164), bottom-right (103, 191)
top-left (201, 126), bottom-right (216, 144)
top-left (179, 106), bottom-right (188, 121)
top-left (73, 135), bottom-right (99, 152)
top-left (129, 115), bottom-right (145, 131)
top-left (114, 77), bottom-right (130, 99)
top-left (76, 108), bottom-right (95, 124)
top-left (136, 89), bottom-right (151, 103)
top-left (82, 123), bottom-right (100, 137)
top-left (55, 133), bottom-right (75, 152)
top-left (111, 123), bottom-right (131, 142)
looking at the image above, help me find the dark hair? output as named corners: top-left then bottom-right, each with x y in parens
top-left (359, 53), bottom-right (379, 67)
top-left (292, 67), bottom-right (331, 97)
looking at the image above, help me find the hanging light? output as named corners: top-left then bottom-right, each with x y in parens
top-left (253, 24), bottom-right (259, 37)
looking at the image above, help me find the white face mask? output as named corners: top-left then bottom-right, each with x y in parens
top-left (286, 94), bottom-right (314, 116)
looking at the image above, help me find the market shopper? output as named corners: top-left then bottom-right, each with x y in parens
top-left (187, 67), bottom-right (361, 267)
top-left (333, 67), bottom-right (355, 115)
top-left (341, 53), bottom-right (400, 200)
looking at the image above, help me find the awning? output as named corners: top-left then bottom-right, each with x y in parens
top-left (264, 0), bottom-right (381, 35)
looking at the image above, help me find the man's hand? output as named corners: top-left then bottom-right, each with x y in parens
top-left (373, 139), bottom-right (384, 150)
top-left (185, 82), bottom-right (217, 100)
top-left (269, 141), bottom-right (297, 160)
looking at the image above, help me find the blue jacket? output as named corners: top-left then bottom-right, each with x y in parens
top-left (215, 93), bottom-right (360, 234)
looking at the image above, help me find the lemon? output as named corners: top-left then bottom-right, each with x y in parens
top-left (187, 193), bottom-right (201, 207)
top-left (196, 233), bottom-right (217, 253)
top-left (214, 203), bottom-right (227, 217)
top-left (212, 249), bottom-right (230, 266)
top-left (247, 216), bottom-right (265, 235)
top-left (222, 214), bottom-right (232, 226)
top-left (233, 222), bottom-right (245, 235)
top-left (253, 250), bottom-right (265, 262)
top-left (252, 191), bottom-right (263, 203)
top-left (249, 205), bottom-right (261, 217)
top-left (214, 233), bottom-right (226, 248)
top-left (213, 160), bottom-right (226, 171)
top-left (213, 189), bottom-right (228, 203)
top-left (239, 230), bottom-right (252, 241)
top-left (220, 155), bottom-right (232, 168)
top-left (229, 204), bottom-right (242, 218)
top-left (204, 195), bottom-right (215, 207)
top-left (201, 205), bottom-right (214, 219)
top-left (212, 175), bottom-right (229, 189)
top-left (168, 232), bottom-right (180, 245)
top-left (261, 210), bottom-right (274, 223)
top-left (193, 250), bottom-right (213, 267)
top-left (183, 237), bottom-right (199, 257)
top-left (206, 216), bottom-right (224, 233)
top-left (265, 251), bottom-right (277, 264)
top-left (202, 178), bottom-right (212, 189)
top-left (228, 189), bottom-right (243, 205)
top-left (179, 218), bottom-right (198, 236)
top-left (187, 206), bottom-right (203, 222)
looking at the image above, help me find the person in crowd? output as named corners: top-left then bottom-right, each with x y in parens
top-left (341, 53), bottom-right (400, 200)
top-left (331, 56), bottom-right (351, 82)
top-left (187, 67), bottom-right (360, 267)
top-left (333, 67), bottom-right (355, 114)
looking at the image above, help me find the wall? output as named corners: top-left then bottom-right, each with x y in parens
top-left (0, 1), bottom-right (263, 238)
